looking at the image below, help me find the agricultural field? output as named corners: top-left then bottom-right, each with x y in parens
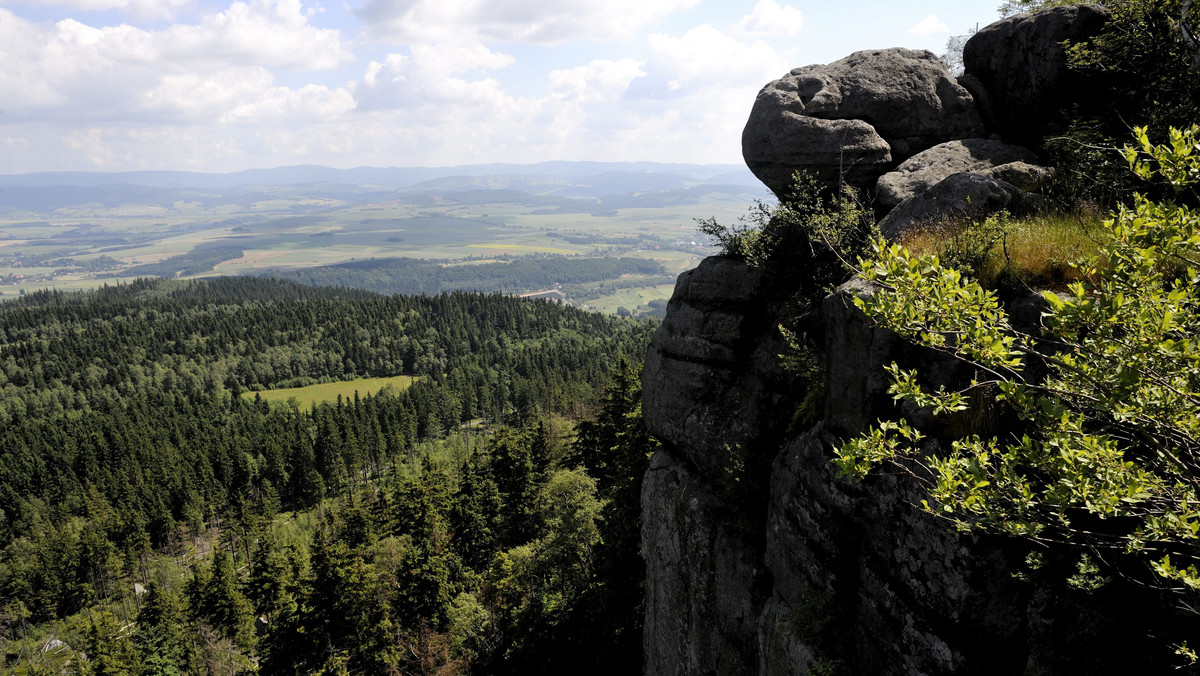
top-left (241, 375), bottom-right (418, 409)
top-left (0, 163), bottom-right (769, 313)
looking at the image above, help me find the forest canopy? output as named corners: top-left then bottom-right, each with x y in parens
top-left (0, 277), bottom-right (658, 674)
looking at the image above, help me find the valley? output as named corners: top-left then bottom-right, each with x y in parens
top-left (0, 163), bottom-right (770, 315)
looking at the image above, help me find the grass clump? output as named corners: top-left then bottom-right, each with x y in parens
top-left (898, 209), bottom-right (1108, 294)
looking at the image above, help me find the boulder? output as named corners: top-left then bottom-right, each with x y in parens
top-left (876, 139), bottom-right (1038, 209)
top-left (980, 160), bottom-right (1053, 192)
top-left (743, 48), bottom-right (985, 198)
top-left (877, 172), bottom-right (1046, 241)
top-left (962, 3), bottom-right (1110, 143)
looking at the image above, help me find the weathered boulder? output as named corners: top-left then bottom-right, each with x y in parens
top-left (963, 3), bottom-right (1110, 143)
top-left (877, 172), bottom-right (1046, 241)
top-left (980, 160), bottom-right (1053, 192)
top-left (876, 138), bottom-right (1038, 209)
top-left (743, 48), bottom-right (985, 198)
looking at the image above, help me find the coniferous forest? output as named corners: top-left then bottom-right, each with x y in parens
top-left (0, 276), bottom-right (658, 674)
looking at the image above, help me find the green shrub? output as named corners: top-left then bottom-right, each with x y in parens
top-left (697, 171), bottom-right (876, 310)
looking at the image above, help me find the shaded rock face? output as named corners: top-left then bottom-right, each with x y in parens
top-left (642, 453), bottom-right (764, 676)
top-left (641, 255), bottom-right (796, 676)
top-left (876, 138), bottom-right (1037, 209)
top-left (742, 48), bottom-right (985, 198)
top-left (962, 3), bottom-right (1110, 143)
top-left (641, 265), bottom-right (1038, 675)
top-left (981, 160), bottom-right (1053, 192)
top-left (642, 256), bottom-right (794, 480)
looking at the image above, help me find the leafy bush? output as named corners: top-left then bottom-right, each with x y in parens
top-left (1046, 0), bottom-right (1200, 208)
top-left (697, 171), bottom-right (876, 310)
top-left (837, 126), bottom-right (1200, 654)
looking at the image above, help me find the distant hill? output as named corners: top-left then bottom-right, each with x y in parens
top-left (0, 161), bottom-right (756, 190)
top-left (0, 161), bottom-right (768, 213)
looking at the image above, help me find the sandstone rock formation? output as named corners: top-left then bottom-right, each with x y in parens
top-left (742, 48), bottom-right (985, 198)
top-left (980, 160), bottom-right (1053, 192)
top-left (962, 3), bottom-right (1110, 143)
top-left (875, 138), bottom-right (1037, 209)
top-left (641, 255), bottom-right (795, 675)
top-left (641, 256), bottom-right (793, 480)
top-left (740, 6), bottom-right (1115, 231)
top-left (877, 172), bottom-right (1046, 240)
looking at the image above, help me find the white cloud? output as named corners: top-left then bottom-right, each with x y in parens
top-left (731, 0), bottom-right (804, 39)
top-left (353, 40), bottom-right (514, 111)
top-left (907, 14), bottom-right (950, 37)
top-left (355, 0), bottom-right (699, 45)
top-left (0, 7), bottom-right (794, 173)
top-left (526, 25), bottom-right (790, 165)
top-left (1, 0), bottom-right (194, 21)
top-left (548, 59), bottom-right (645, 104)
top-left (156, 0), bottom-right (352, 70)
top-left (0, 2), bottom-right (353, 125)
top-left (221, 84), bottom-right (356, 124)
top-left (630, 25), bottom-right (786, 97)
top-left (334, 23), bottom-right (789, 171)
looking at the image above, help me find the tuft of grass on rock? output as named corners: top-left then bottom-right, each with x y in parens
top-left (899, 209), bottom-right (1108, 294)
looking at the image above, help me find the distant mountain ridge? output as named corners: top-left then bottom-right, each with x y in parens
top-left (0, 162), bottom-right (769, 213)
top-left (0, 161), bottom-right (757, 190)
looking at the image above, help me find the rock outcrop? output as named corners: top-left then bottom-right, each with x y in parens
top-left (962, 3), bottom-right (1110, 143)
top-left (642, 255), bottom-right (795, 675)
top-left (742, 48), bottom-right (985, 198)
top-left (875, 138), bottom-right (1037, 209)
top-left (877, 172), bottom-right (1047, 240)
top-left (641, 256), bottom-right (793, 480)
top-left (740, 5), bottom-right (1118, 231)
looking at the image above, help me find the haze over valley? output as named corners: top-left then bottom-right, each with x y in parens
top-left (0, 162), bottom-right (769, 313)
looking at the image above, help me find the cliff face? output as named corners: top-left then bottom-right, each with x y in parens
top-left (641, 262), bottom-right (1015, 675)
top-left (640, 262), bottom-right (1164, 675)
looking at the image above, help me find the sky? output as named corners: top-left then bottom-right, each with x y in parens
top-left (0, 0), bottom-right (1004, 174)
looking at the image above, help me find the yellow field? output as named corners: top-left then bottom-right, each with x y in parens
top-left (242, 375), bottom-right (418, 409)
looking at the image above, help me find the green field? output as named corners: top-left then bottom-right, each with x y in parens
top-left (242, 375), bottom-right (418, 409)
top-left (581, 283), bottom-right (680, 314)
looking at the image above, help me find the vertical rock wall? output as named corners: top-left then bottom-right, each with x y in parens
top-left (640, 260), bottom-right (1169, 675)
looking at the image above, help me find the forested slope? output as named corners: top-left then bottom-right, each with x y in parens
top-left (261, 255), bottom-right (671, 298)
top-left (0, 277), bottom-right (656, 674)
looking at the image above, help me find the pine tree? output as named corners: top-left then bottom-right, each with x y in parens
top-left (134, 582), bottom-right (191, 676)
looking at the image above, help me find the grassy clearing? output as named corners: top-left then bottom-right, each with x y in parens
top-left (899, 210), bottom-right (1108, 292)
top-left (581, 282), bottom-right (677, 314)
top-left (243, 375), bottom-right (417, 409)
